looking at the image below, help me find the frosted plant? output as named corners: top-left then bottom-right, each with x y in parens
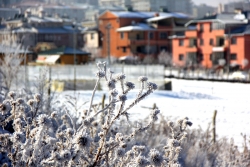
top-left (0, 62), bottom-right (192, 167)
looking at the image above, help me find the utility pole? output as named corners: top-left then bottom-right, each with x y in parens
top-left (227, 26), bottom-right (231, 78)
top-left (73, 25), bottom-right (76, 92)
top-left (147, 31), bottom-right (150, 57)
top-left (106, 23), bottom-right (112, 65)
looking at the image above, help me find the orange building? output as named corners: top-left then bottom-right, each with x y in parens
top-left (171, 13), bottom-right (250, 69)
top-left (98, 10), bottom-right (190, 61)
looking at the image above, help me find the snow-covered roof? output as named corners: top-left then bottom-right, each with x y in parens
top-left (111, 11), bottom-right (156, 18)
top-left (116, 23), bottom-right (155, 32)
top-left (147, 13), bottom-right (190, 22)
top-left (28, 16), bottom-right (63, 23)
top-left (147, 15), bottom-right (172, 22)
top-left (111, 11), bottom-right (190, 19)
top-left (11, 27), bottom-right (36, 33)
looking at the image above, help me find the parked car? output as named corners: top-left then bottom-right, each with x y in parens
top-left (229, 71), bottom-right (249, 80)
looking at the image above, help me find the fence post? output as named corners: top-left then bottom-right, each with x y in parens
top-left (212, 110), bottom-right (217, 143)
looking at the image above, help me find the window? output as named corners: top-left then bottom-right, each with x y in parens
top-left (230, 54), bottom-right (237, 60)
top-left (120, 32), bottom-right (124, 39)
top-left (209, 38), bottom-right (214, 46)
top-left (136, 34), bottom-right (140, 40)
top-left (122, 47), bottom-right (126, 53)
top-left (179, 39), bottom-right (184, 46)
top-left (199, 54), bottom-right (204, 61)
top-left (149, 32), bottom-right (153, 39)
top-left (210, 54), bottom-right (213, 60)
top-left (189, 38), bottom-right (197, 47)
top-left (160, 32), bottom-right (167, 39)
top-left (231, 37), bottom-right (237, 44)
top-left (200, 39), bottom-right (204, 46)
top-left (90, 33), bottom-right (94, 40)
top-left (179, 54), bottom-right (184, 61)
top-left (200, 23), bottom-right (204, 32)
top-left (160, 46), bottom-right (167, 51)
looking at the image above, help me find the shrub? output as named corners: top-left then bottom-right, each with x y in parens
top-left (0, 62), bottom-right (192, 167)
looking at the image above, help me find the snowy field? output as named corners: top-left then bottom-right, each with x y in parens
top-left (56, 78), bottom-right (250, 149)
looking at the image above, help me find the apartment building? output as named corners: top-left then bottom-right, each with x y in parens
top-left (0, 9), bottom-right (84, 51)
top-left (171, 12), bottom-right (250, 69)
top-left (98, 10), bottom-right (190, 60)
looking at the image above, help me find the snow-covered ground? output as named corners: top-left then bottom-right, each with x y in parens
top-left (56, 78), bottom-right (250, 149)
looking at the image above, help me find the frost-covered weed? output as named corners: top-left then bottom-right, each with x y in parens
top-left (0, 62), bottom-right (192, 167)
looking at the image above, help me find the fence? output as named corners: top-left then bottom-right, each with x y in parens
top-left (16, 64), bottom-right (165, 91)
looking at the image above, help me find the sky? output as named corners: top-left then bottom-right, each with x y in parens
top-left (193, 0), bottom-right (242, 7)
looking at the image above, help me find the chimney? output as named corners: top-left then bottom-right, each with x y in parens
top-left (160, 6), bottom-right (168, 13)
top-left (24, 8), bottom-right (31, 18)
top-left (39, 8), bottom-right (45, 18)
top-left (125, 5), bottom-right (133, 12)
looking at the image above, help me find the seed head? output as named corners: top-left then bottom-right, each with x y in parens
top-left (110, 89), bottom-right (118, 97)
top-left (116, 147), bottom-right (126, 157)
top-left (13, 132), bottom-right (25, 143)
top-left (107, 79), bottom-right (116, 89)
top-left (76, 135), bottom-right (92, 148)
top-left (8, 91), bottom-right (16, 99)
top-left (149, 149), bottom-right (163, 166)
top-left (34, 94), bottom-right (41, 102)
top-left (135, 156), bottom-right (150, 167)
top-left (116, 73), bottom-right (126, 80)
top-left (37, 114), bottom-right (51, 127)
top-left (118, 94), bottom-right (127, 102)
top-left (138, 76), bottom-right (148, 82)
top-left (16, 98), bottom-right (24, 105)
top-left (96, 71), bottom-right (105, 78)
top-left (125, 81), bottom-right (135, 89)
top-left (147, 82), bottom-right (157, 90)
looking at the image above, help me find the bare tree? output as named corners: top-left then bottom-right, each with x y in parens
top-left (0, 35), bottom-right (25, 91)
top-left (157, 50), bottom-right (172, 66)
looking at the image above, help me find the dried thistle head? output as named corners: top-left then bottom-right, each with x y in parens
top-left (138, 76), bottom-right (148, 82)
top-left (110, 89), bottom-right (118, 97)
top-left (125, 81), bottom-right (135, 90)
top-left (34, 93), bottom-right (41, 102)
top-left (118, 94), bottom-right (127, 102)
top-left (8, 91), bottom-right (16, 99)
top-left (149, 149), bottom-right (163, 166)
top-left (96, 71), bottom-right (105, 78)
top-left (37, 114), bottom-right (51, 127)
top-left (107, 79), bottom-right (116, 89)
top-left (116, 73), bottom-right (126, 81)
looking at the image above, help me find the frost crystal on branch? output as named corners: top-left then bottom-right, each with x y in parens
top-left (0, 62), bottom-right (193, 167)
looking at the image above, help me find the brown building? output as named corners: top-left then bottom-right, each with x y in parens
top-left (36, 46), bottom-right (91, 65)
top-left (98, 10), bottom-right (190, 61)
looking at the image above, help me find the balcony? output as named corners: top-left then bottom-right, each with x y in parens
top-left (212, 46), bottom-right (226, 52)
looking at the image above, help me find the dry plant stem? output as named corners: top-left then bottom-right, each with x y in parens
top-left (88, 78), bottom-right (100, 116)
top-left (122, 89), bottom-right (152, 115)
top-left (92, 101), bottom-right (126, 167)
top-left (137, 81), bottom-right (144, 97)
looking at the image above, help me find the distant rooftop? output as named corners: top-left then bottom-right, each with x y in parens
top-left (185, 13), bottom-right (248, 26)
top-left (38, 47), bottom-right (90, 55)
top-left (106, 11), bottom-right (190, 19)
